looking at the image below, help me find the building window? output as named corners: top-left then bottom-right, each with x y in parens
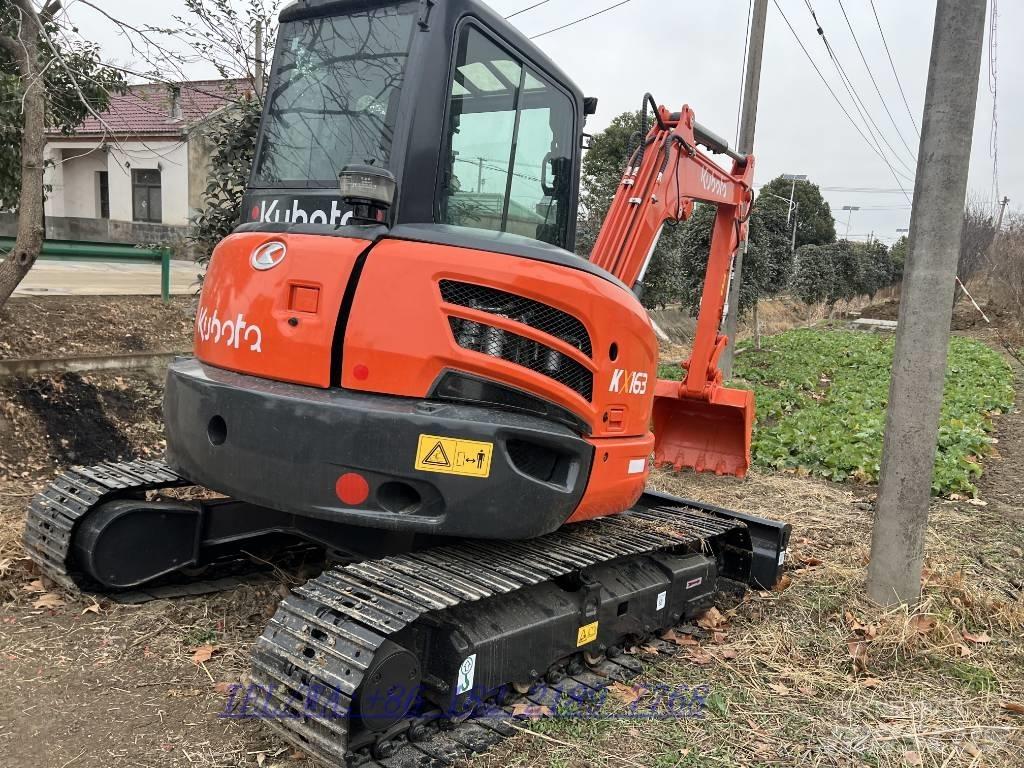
top-left (132, 169), bottom-right (162, 223)
top-left (97, 171), bottom-right (109, 219)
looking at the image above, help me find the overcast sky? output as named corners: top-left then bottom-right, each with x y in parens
top-left (67, 0), bottom-right (1019, 244)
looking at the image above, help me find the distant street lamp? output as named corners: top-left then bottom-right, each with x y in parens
top-left (760, 190), bottom-right (799, 255)
top-left (841, 205), bottom-right (860, 239)
top-left (781, 173), bottom-right (807, 225)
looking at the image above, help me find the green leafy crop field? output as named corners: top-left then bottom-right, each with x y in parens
top-left (660, 329), bottom-right (1014, 495)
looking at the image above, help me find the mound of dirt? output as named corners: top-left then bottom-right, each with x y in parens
top-left (0, 371), bottom-right (165, 481)
top-left (0, 295), bottom-right (195, 359)
top-left (861, 295), bottom-right (1013, 331)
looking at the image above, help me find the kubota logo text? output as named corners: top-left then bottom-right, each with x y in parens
top-left (700, 167), bottom-right (728, 197)
top-left (252, 198), bottom-right (353, 225)
top-left (609, 369), bottom-right (649, 395)
top-left (197, 306), bottom-right (263, 353)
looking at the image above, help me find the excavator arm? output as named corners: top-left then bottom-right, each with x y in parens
top-left (590, 98), bottom-right (756, 476)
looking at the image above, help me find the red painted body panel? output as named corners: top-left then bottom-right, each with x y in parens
top-left (341, 239), bottom-right (658, 440)
top-left (566, 433), bottom-right (654, 522)
top-left (194, 232), bottom-right (370, 387)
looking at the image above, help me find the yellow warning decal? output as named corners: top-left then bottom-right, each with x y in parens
top-left (576, 621), bottom-right (599, 647)
top-left (414, 434), bottom-right (493, 478)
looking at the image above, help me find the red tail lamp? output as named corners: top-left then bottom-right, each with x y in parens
top-left (335, 472), bottom-right (369, 505)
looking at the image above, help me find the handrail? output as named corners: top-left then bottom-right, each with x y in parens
top-left (0, 237), bottom-right (173, 302)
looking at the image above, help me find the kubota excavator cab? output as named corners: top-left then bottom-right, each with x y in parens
top-left (159, 0), bottom-right (755, 563)
top-left (164, 0), bottom-right (660, 544)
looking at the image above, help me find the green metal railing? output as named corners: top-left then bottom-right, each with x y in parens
top-left (0, 237), bottom-right (173, 301)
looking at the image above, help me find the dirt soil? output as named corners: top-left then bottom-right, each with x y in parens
top-left (0, 295), bottom-right (196, 358)
top-left (861, 294), bottom-right (1019, 333)
top-left (0, 296), bottom-right (1021, 768)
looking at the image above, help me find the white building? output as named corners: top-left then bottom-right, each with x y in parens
top-left (43, 80), bottom-right (248, 228)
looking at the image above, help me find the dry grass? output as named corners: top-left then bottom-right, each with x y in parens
top-left (474, 469), bottom-right (1024, 768)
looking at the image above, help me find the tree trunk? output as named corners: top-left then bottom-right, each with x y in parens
top-left (0, 2), bottom-right (47, 308)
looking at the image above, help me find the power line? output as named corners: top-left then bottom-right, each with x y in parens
top-left (772, 0), bottom-right (912, 202)
top-left (801, 0), bottom-right (916, 181)
top-left (529, 0), bottom-right (633, 40)
top-left (505, 0), bottom-right (552, 20)
top-left (819, 185), bottom-right (909, 193)
top-left (835, 0), bottom-right (918, 163)
top-left (868, 0), bottom-right (920, 137)
top-left (734, 0), bottom-right (753, 148)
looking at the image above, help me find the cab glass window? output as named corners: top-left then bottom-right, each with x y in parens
top-left (440, 26), bottom-right (574, 248)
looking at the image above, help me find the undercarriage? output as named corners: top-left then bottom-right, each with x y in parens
top-left (24, 459), bottom-right (788, 766)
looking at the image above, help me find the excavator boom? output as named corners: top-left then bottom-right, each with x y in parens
top-left (591, 98), bottom-right (756, 476)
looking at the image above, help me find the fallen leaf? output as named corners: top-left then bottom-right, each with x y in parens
top-left (511, 702), bottom-right (553, 720)
top-left (256, 752), bottom-right (266, 767)
top-left (797, 686), bottom-right (814, 696)
top-left (289, 750), bottom-right (305, 760)
top-left (904, 750), bottom-right (923, 766)
top-left (608, 681), bottom-right (646, 706)
top-left (962, 630), bottom-right (991, 644)
top-left (800, 556), bottom-right (823, 567)
top-left (956, 644), bottom-right (974, 658)
top-left (663, 626), bottom-right (696, 647)
top-left (966, 498), bottom-right (987, 507)
top-left (697, 607), bottom-right (726, 630)
top-left (32, 592), bottom-right (65, 610)
top-left (639, 644), bottom-right (660, 657)
top-left (963, 741), bottom-right (981, 757)
top-left (773, 574), bottom-right (793, 592)
top-left (848, 640), bottom-right (870, 674)
top-left (22, 579), bottom-right (45, 594)
top-left (81, 601), bottom-right (102, 615)
top-left (712, 631), bottom-right (728, 644)
top-left (1000, 701), bottom-right (1024, 715)
top-left (909, 614), bottom-right (937, 635)
top-left (214, 681), bottom-right (238, 695)
top-left (768, 682), bottom-right (791, 695)
top-left (191, 644), bottom-right (217, 665)
top-left (720, 649), bottom-right (738, 660)
top-left (859, 677), bottom-right (882, 688)
top-left (688, 648), bottom-right (714, 665)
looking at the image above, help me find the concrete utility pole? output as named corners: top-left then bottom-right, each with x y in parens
top-left (254, 22), bottom-right (265, 95)
top-left (720, 0), bottom-right (768, 379)
top-left (995, 195), bottom-right (1009, 231)
top-left (867, 0), bottom-right (987, 606)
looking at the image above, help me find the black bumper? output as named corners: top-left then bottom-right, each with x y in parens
top-left (163, 358), bottom-right (593, 539)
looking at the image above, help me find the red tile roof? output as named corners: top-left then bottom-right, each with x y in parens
top-left (54, 79), bottom-right (251, 137)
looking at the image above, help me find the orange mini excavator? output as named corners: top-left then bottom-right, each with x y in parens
top-left (25, 1), bottom-right (788, 764)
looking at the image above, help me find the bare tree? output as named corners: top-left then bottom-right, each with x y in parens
top-left (0, 1), bottom-right (57, 305)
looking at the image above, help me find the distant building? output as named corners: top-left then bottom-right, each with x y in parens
top-left (43, 79), bottom-right (249, 228)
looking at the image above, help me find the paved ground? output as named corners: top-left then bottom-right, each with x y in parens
top-left (14, 259), bottom-right (198, 297)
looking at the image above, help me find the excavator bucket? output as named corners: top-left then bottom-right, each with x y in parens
top-left (651, 378), bottom-right (754, 477)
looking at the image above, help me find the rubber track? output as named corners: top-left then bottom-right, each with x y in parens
top-left (23, 460), bottom-right (189, 591)
top-left (251, 503), bottom-right (743, 766)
